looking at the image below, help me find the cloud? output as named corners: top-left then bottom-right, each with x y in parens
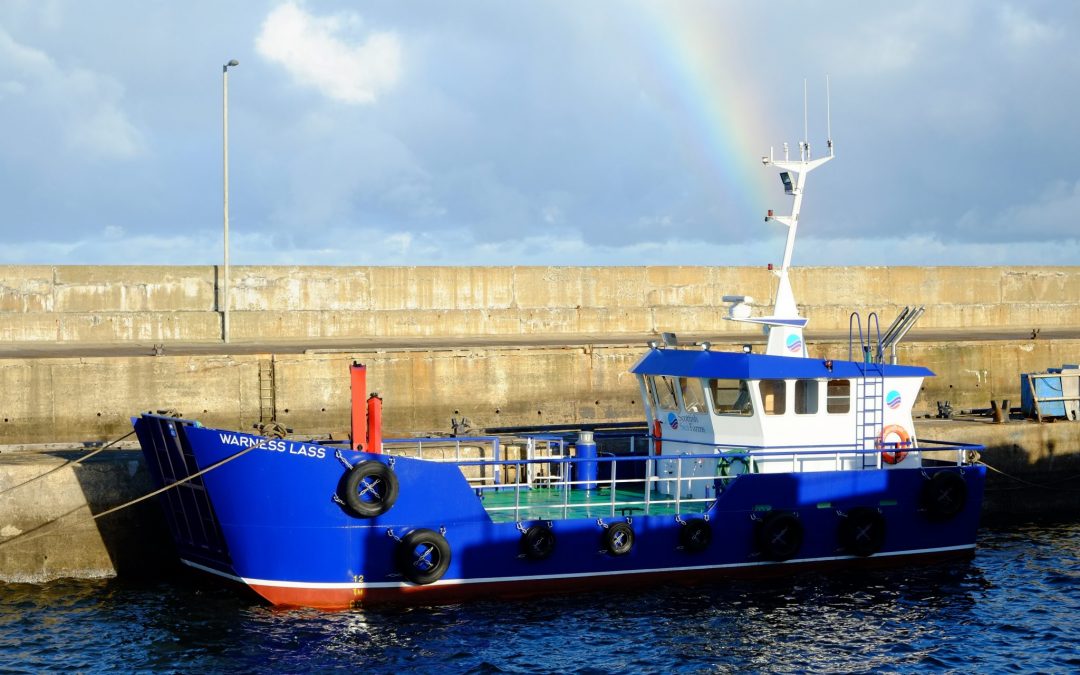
top-left (0, 27), bottom-right (143, 159)
top-left (955, 178), bottom-right (1080, 242)
top-left (998, 5), bottom-right (1062, 47)
top-left (255, 1), bottom-right (402, 104)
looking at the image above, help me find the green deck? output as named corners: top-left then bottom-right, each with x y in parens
top-left (476, 485), bottom-right (712, 523)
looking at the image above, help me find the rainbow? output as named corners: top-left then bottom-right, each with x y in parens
top-left (628, 4), bottom-right (777, 222)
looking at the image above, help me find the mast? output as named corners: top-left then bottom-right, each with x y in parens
top-left (725, 78), bottom-right (835, 357)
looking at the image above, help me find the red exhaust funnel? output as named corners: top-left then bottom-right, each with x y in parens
top-left (350, 362), bottom-right (367, 451)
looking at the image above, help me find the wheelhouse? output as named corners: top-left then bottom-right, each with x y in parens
top-left (632, 347), bottom-right (931, 486)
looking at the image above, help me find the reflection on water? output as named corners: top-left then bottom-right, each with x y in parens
top-left (1, 522), bottom-right (1077, 673)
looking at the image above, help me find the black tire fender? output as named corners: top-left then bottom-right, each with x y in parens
top-left (679, 519), bottom-right (712, 554)
top-left (921, 470), bottom-right (968, 520)
top-left (396, 528), bottom-right (451, 585)
top-left (521, 524), bottom-right (556, 561)
top-left (340, 461), bottom-right (399, 518)
top-left (603, 522), bottom-right (635, 556)
top-left (839, 507), bottom-right (886, 557)
top-left (755, 510), bottom-right (804, 561)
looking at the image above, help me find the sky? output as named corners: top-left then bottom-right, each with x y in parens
top-left (1, 1), bottom-right (1078, 267)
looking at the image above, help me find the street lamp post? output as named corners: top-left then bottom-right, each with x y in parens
top-left (222, 59), bottom-right (239, 343)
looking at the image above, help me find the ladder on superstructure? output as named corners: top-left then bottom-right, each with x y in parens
top-left (850, 312), bottom-right (885, 468)
top-left (848, 306), bottom-right (925, 468)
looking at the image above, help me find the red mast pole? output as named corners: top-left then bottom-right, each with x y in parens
top-left (367, 393), bottom-right (383, 454)
top-left (350, 362), bottom-right (367, 451)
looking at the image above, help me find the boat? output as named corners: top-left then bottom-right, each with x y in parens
top-left (132, 125), bottom-right (986, 609)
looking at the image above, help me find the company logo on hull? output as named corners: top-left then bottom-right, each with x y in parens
top-left (886, 391), bottom-right (902, 409)
top-left (786, 334), bottom-right (802, 354)
top-left (667, 412), bottom-right (679, 430)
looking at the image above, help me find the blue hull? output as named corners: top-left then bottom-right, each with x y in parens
top-left (134, 415), bottom-right (985, 608)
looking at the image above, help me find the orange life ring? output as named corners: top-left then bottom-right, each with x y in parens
top-left (652, 418), bottom-right (662, 455)
top-left (876, 424), bottom-right (911, 464)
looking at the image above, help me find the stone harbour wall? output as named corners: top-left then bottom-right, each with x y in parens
top-left (2, 265), bottom-right (1078, 342)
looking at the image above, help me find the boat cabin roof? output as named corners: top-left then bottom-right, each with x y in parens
top-left (631, 348), bottom-right (933, 380)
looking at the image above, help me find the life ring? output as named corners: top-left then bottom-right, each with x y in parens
top-left (520, 524), bottom-right (556, 560)
top-left (920, 471), bottom-right (968, 520)
top-left (679, 519), bottom-right (712, 553)
top-left (652, 419), bottom-right (662, 455)
top-left (340, 461), bottom-right (399, 518)
top-left (755, 511), bottom-right (803, 561)
top-left (876, 424), bottom-right (912, 464)
top-left (396, 528), bottom-right (451, 584)
top-left (838, 507), bottom-right (886, 557)
top-left (718, 454), bottom-right (751, 477)
top-left (603, 522), bottom-right (635, 556)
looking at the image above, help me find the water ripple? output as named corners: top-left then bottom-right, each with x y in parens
top-left (0, 521), bottom-right (1077, 673)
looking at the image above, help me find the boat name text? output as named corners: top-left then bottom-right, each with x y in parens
top-left (218, 433), bottom-right (326, 459)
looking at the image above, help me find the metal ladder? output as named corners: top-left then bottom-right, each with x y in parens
top-left (849, 312), bottom-right (885, 468)
top-left (259, 357), bottom-right (277, 423)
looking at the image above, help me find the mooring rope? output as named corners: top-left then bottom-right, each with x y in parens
top-left (0, 432), bottom-right (270, 550)
top-left (0, 430), bottom-right (136, 498)
top-left (86, 437), bottom-right (272, 521)
top-left (979, 460), bottom-right (1080, 493)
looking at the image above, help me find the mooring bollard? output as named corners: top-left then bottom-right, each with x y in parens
top-left (991, 399), bottom-right (1010, 424)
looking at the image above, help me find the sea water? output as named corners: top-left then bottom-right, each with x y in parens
top-left (1, 520), bottom-right (1077, 674)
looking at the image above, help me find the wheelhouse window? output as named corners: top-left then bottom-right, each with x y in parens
top-left (827, 379), bottom-right (851, 413)
top-left (679, 378), bottom-right (706, 413)
top-left (642, 376), bottom-right (657, 411)
top-left (795, 380), bottom-right (819, 415)
top-left (653, 375), bottom-right (679, 411)
top-left (710, 379), bottom-right (753, 416)
top-left (759, 380), bottom-right (787, 415)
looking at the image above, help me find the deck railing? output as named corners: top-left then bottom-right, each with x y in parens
top-left (377, 433), bottom-right (983, 523)
top-left (383, 434), bottom-right (569, 488)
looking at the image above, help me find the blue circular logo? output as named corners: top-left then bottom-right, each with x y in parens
top-left (667, 412), bottom-right (679, 430)
top-left (886, 391), bottom-right (902, 409)
top-left (786, 334), bottom-right (802, 353)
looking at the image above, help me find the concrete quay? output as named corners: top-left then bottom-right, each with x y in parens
top-left (0, 450), bottom-right (173, 584)
top-left (2, 331), bottom-right (1079, 447)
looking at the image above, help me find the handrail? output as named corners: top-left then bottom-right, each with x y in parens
top-left (450, 441), bottom-right (982, 470)
top-left (375, 434), bottom-right (983, 458)
top-left (848, 311), bottom-right (863, 362)
top-left (866, 311), bottom-right (882, 366)
top-left (463, 435), bottom-right (983, 523)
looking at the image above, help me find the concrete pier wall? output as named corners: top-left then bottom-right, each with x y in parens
top-left (2, 265), bottom-right (1079, 342)
top-left (2, 264), bottom-right (1078, 445)
top-left (3, 339), bottom-right (1080, 445)
top-left (0, 450), bottom-right (172, 583)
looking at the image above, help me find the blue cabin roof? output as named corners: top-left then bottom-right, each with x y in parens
top-left (630, 348), bottom-right (934, 380)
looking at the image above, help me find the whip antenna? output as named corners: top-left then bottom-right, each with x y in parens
top-left (803, 78), bottom-right (809, 159)
top-left (826, 75), bottom-right (833, 154)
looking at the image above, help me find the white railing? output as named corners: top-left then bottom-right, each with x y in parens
top-left (384, 435), bottom-right (569, 489)
top-left (464, 454), bottom-right (717, 522)
top-left (380, 434), bottom-right (982, 523)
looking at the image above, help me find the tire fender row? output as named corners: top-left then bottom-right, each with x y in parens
top-left (336, 464), bottom-right (970, 585)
